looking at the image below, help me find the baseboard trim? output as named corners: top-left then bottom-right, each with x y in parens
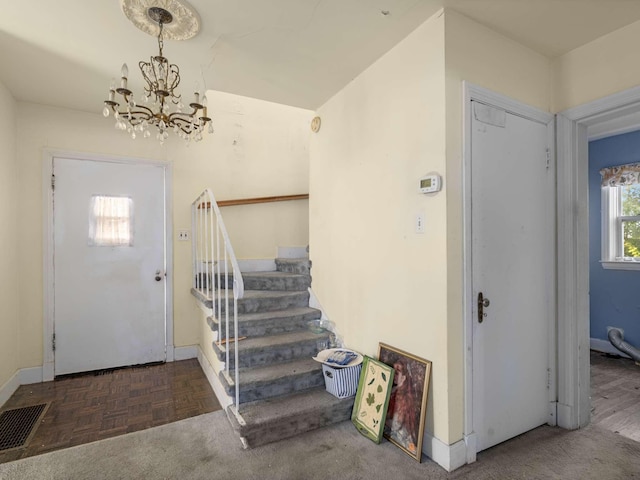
top-left (174, 345), bottom-right (198, 361)
top-left (197, 346), bottom-right (232, 409)
top-left (0, 371), bottom-right (20, 409)
top-left (422, 431), bottom-right (467, 472)
top-left (590, 337), bottom-right (631, 358)
top-left (19, 366), bottom-right (43, 385)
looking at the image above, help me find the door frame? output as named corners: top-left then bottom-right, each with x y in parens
top-left (556, 85), bottom-right (640, 431)
top-left (42, 150), bottom-right (174, 381)
top-left (462, 83), bottom-right (557, 462)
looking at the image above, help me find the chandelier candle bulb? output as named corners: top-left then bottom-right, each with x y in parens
top-left (120, 64), bottom-right (128, 89)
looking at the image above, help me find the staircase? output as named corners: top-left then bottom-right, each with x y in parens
top-left (208, 258), bottom-right (355, 448)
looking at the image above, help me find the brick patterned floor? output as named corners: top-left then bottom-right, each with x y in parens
top-left (0, 359), bottom-right (221, 463)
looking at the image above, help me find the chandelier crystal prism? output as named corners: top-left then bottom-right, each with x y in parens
top-left (103, 7), bottom-right (212, 144)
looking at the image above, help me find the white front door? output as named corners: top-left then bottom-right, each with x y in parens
top-left (471, 101), bottom-right (555, 451)
top-left (53, 157), bottom-right (167, 375)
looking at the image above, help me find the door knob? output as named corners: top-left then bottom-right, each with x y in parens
top-left (478, 292), bottom-right (490, 323)
top-left (155, 270), bottom-right (163, 282)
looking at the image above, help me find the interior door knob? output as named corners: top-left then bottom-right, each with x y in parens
top-left (155, 270), bottom-right (163, 282)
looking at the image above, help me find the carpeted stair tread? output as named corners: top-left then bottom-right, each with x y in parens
top-left (236, 306), bottom-right (320, 323)
top-left (191, 287), bottom-right (213, 309)
top-left (224, 357), bottom-right (322, 388)
top-left (275, 258), bottom-right (311, 275)
top-left (220, 358), bottom-right (325, 403)
top-left (217, 271), bottom-right (311, 291)
top-left (227, 387), bottom-right (355, 447)
top-left (209, 307), bottom-right (322, 339)
top-left (240, 290), bottom-right (306, 299)
top-left (216, 289), bottom-right (310, 314)
top-left (216, 330), bottom-right (328, 353)
top-left (212, 330), bottom-right (330, 369)
top-left (229, 386), bottom-right (353, 431)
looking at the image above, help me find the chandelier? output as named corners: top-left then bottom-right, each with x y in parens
top-left (103, 7), bottom-right (212, 144)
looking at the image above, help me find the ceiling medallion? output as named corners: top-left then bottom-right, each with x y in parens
top-left (120, 0), bottom-right (200, 40)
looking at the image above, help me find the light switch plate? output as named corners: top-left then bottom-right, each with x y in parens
top-left (415, 212), bottom-right (425, 234)
top-left (178, 230), bottom-right (190, 241)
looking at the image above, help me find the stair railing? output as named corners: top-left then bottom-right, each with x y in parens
top-left (192, 188), bottom-right (244, 409)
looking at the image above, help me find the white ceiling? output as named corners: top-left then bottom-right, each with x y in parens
top-left (2, 0), bottom-right (640, 114)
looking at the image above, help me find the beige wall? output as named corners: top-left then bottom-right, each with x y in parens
top-left (310, 11), bottom-right (449, 443)
top-left (553, 19), bottom-right (640, 112)
top-left (309, 8), bottom-right (556, 447)
top-left (15, 91), bottom-right (312, 369)
top-left (0, 80), bottom-right (19, 391)
top-left (443, 10), bottom-right (553, 442)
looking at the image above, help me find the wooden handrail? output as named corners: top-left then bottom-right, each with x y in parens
top-left (198, 193), bottom-right (309, 209)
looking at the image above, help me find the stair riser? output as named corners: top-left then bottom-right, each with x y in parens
top-left (214, 338), bottom-right (329, 369)
top-left (221, 370), bottom-right (325, 404)
top-left (235, 401), bottom-right (354, 448)
top-left (216, 292), bottom-right (310, 315)
top-left (212, 313), bottom-right (321, 340)
top-left (216, 276), bottom-right (311, 291)
top-left (275, 259), bottom-right (311, 275)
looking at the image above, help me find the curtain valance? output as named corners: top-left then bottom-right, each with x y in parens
top-left (600, 162), bottom-right (640, 187)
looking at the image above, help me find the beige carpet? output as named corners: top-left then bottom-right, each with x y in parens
top-left (1, 410), bottom-right (639, 480)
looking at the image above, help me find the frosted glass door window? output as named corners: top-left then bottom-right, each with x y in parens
top-left (89, 195), bottom-right (134, 246)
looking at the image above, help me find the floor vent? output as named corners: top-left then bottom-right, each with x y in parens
top-left (0, 403), bottom-right (49, 452)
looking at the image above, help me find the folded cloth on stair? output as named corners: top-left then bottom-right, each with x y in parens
top-left (325, 350), bottom-right (358, 366)
top-left (313, 348), bottom-right (363, 368)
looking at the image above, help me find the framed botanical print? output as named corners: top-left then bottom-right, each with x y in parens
top-left (378, 343), bottom-right (432, 462)
top-left (351, 356), bottom-right (394, 443)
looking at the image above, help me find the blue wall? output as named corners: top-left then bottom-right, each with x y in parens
top-left (589, 130), bottom-right (640, 348)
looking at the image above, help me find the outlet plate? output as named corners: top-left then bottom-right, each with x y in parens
top-left (178, 230), bottom-right (190, 241)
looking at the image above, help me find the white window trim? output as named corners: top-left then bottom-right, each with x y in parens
top-left (601, 185), bottom-right (640, 270)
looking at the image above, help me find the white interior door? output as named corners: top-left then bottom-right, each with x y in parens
top-left (471, 101), bottom-right (554, 452)
top-left (54, 157), bottom-right (167, 375)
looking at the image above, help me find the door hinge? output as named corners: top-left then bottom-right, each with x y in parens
top-left (51, 174), bottom-right (56, 191)
top-left (545, 148), bottom-right (551, 170)
top-left (52, 333), bottom-right (56, 352)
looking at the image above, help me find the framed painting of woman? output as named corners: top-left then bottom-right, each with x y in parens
top-left (378, 343), bottom-right (432, 462)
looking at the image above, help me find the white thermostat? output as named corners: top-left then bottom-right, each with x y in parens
top-left (419, 173), bottom-right (442, 194)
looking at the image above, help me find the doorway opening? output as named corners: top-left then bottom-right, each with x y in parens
top-left (586, 126), bottom-right (640, 443)
top-left (557, 86), bottom-right (640, 439)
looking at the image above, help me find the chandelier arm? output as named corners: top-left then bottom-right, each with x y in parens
top-left (111, 91), bottom-right (155, 119)
top-left (168, 111), bottom-right (209, 130)
top-left (168, 106), bottom-right (199, 120)
top-left (169, 119), bottom-right (194, 135)
top-left (131, 104), bottom-right (153, 117)
top-left (110, 105), bottom-right (154, 124)
top-left (169, 115), bottom-right (205, 135)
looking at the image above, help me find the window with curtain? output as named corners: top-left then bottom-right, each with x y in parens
top-left (600, 163), bottom-right (640, 269)
top-left (88, 195), bottom-right (134, 246)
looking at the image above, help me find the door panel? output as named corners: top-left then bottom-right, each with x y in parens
top-left (471, 102), bottom-right (554, 451)
top-left (54, 158), bottom-right (166, 375)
